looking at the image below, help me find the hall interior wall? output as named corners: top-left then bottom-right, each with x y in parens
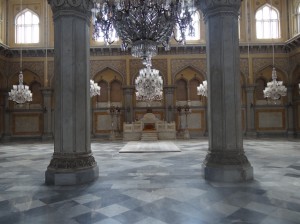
top-left (0, 0), bottom-right (299, 139)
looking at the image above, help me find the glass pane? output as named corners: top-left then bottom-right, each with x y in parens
top-left (255, 9), bottom-right (263, 20)
top-left (298, 5), bottom-right (300, 13)
top-left (270, 10), bottom-right (278, 19)
top-left (256, 22), bottom-right (263, 39)
top-left (32, 15), bottom-right (39, 24)
top-left (262, 6), bottom-right (270, 19)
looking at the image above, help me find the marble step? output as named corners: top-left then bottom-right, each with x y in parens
top-left (141, 132), bottom-right (158, 141)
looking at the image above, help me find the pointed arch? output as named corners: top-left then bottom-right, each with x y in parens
top-left (110, 79), bottom-right (122, 103)
top-left (15, 8), bottom-right (40, 44)
top-left (255, 4), bottom-right (280, 39)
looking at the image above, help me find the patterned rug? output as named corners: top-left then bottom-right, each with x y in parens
top-left (119, 141), bottom-right (181, 153)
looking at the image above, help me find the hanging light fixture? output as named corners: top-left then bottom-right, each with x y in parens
top-left (8, 0), bottom-right (32, 104)
top-left (263, 0), bottom-right (286, 104)
top-left (135, 66), bottom-right (163, 103)
top-left (197, 80), bottom-right (207, 97)
top-left (92, 0), bottom-right (196, 67)
top-left (90, 80), bottom-right (101, 97)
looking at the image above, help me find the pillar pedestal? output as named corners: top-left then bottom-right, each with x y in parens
top-left (199, 1), bottom-right (253, 182)
top-left (46, 0), bottom-right (98, 185)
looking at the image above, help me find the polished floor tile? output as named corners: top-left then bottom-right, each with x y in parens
top-left (0, 139), bottom-right (300, 224)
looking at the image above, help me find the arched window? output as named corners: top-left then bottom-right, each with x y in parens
top-left (15, 9), bottom-right (39, 44)
top-left (255, 4), bottom-right (280, 39)
top-left (186, 11), bottom-right (201, 40)
top-left (297, 4), bottom-right (300, 34)
top-left (176, 11), bottom-right (201, 41)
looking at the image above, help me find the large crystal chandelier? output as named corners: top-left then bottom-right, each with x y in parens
top-left (92, 0), bottom-right (195, 66)
top-left (8, 71), bottom-right (33, 104)
top-left (263, 67), bottom-right (287, 103)
top-left (90, 80), bottom-right (101, 97)
top-left (135, 66), bottom-right (163, 102)
top-left (197, 80), bottom-right (207, 97)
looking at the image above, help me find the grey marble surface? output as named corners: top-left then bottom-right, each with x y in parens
top-left (0, 139), bottom-right (299, 224)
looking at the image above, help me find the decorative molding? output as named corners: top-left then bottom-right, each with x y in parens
top-left (240, 58), bottom-right (249, 77)
top-left (90, 60), bottom-right (126, 82)
top-left (253, 58), bottom-right (290, 75)
top-left (203, 151), bottom-right (251, 166)
top-left (48, 153), bottom-right (97, 170)
top-left (171, 59), bottom-right (207, 82)
top-left (47, 0), bottom-right (93, 15)
top-left (198, 0), bottom-right (241, 20)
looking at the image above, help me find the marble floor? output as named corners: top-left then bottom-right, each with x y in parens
top-left (0, 139), bottom-right (300, 224)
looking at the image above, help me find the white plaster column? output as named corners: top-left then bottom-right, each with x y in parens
top-left (45, 0), bottom-right (99, 185)
top-left (123, 86), bottom-right (134, 123)
top-left (245, 85), bottom-right (256, 137)
top-left (41, 88), bottom-right (53, 141)
top-left (199, 0), bottom-right (253, 182)
top-left (163, 86), bottom-right (176, 122)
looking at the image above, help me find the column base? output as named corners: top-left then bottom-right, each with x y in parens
top-left (203, 151), bottom-right (253, 182)
top-left (204, 165), bottom-right (253, 182)
top-left (183, 129), bottom-right (190, 139)
top-left (45, 153), bottom-right (99, 185)
top-left (42, 133), bottom-right (53, 141)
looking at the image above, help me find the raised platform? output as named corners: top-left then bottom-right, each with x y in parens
top-left (119, 141), bottom-right (181, 153)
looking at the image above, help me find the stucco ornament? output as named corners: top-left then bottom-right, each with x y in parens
top-left (47, 0), bottom-right (93, 13)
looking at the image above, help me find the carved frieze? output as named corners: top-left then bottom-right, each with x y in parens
top-left (253, 57), bottom-right (290, 76)
top-left (9, 61), bottom-right (44, 79)
top-left (240, 58), bottom-right (249, 77)
top-left (171, 59), bottom-right (207, 83)
top-left (90, 60), bottom-right (126, 82)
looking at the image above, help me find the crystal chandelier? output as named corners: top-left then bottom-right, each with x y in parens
top-left (263, 0), bottom-right (286, 104)
top-left (92, 0), bottom-right (195, 66)
top-left (197, 80), bottom-right (207, 97)
top-left (8, 71), bottom-right (33, 104)
top-left (90, 80), bottom-right (101, 97)
top-left (135, 66), bottom-right (163, 102)
top-left (263, 67), bottom-right (287, 103)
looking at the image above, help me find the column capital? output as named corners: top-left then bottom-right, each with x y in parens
top-left (123, 86), bottom-right (135, 95)
top-left (245, 85), bottom-right (256, 93)
top-left (48, 0), bottom-right (93, 17)
top-left (163, 85), bottom-right (176, 94)
top-left (198, 0), bottom-right (242, 20)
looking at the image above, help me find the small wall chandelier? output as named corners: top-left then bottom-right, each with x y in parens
top-left (90, 80), bottom-right (101, 97)
top-left (263, 67), bottom-right (287, 103)
top-left (8, 71), bottom-right (33, 104)
top-left (263, 0), bottom-right (286, 104)
top-left (135, 66), bottom-right (163, 102)
top-left (197, 80), bottom-right (207, 97)
top-left (92, 0), bottom-right (195, 66)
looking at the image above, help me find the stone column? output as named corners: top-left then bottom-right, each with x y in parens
top-left (2, 92), bottom-right (11, 142)
top-left (286, 86), bottom-right (294, 138)
top-left (245, 85), bottom-right (256, 137)
top-left (41, 88), bottom-right (53, 141)
top-left (163, 86), bottom-right (176, 122)
top-left (199, 0), bottom-right (253, 182)
top-left (123, 86), bottom-right (134, 123)
top-left (45, 0), bottom-right (99, 185)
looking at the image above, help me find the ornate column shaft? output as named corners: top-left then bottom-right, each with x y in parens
top-left (163, 86), bottom-right (176, 122)
top-left (286, 86), bottom-right (294, 137)
top-left (199, 0), bottom-right (253, 182)
top-left (123, 86), bottom-right (134, 123)
top-left (41, 88), bottom-right (53, 140)
top-left (245, 85), bottom-right (256, 137)
top-left (45, 0), bottom-right (98, 185)
top-left (2, 92), bottom-right (11, 141)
